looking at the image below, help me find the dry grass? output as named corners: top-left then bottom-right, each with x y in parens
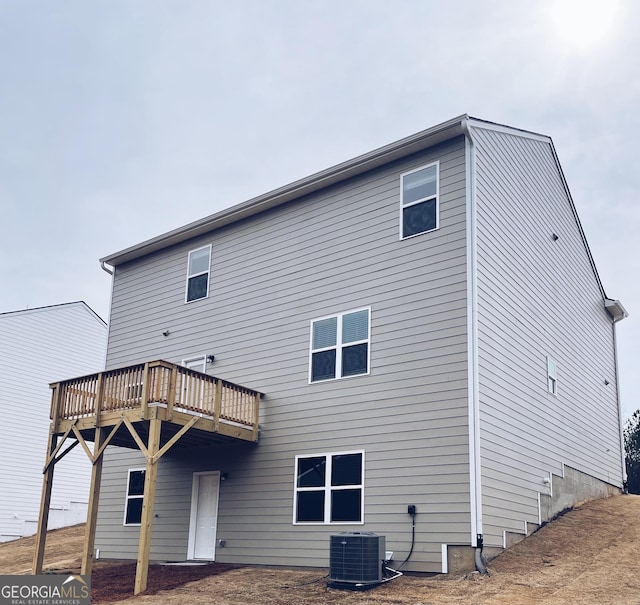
top-left (1, 494), bottom-right (638, 604)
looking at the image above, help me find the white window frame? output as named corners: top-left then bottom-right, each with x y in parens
top-left (399, 161), bottom-right (440, 240)
top-left (123, 467), bottom-right (146, 526)
top-left (547, 357), bottom-right (558, 395)
top-left (293, 450), bottom-right (365, 525)
top-left (185, 244), bottom-right (212, 303)
top-left (308, 307), bottom-right (371, 383)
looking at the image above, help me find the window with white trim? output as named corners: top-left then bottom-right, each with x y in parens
top-left (400, 162), bottom-right (439, 239)
top-left (186, 245), bottom-right (211, 302)
top-left (124, 468), bottom-right (145, 526)
top-left (547, 357), bottom-right (558, 395)
top-left (294, 451), bottom-right (364, 524)
top-left (310, 308), bottom-right (370, 382)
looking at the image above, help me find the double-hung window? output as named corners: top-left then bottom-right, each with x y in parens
top-left (124, 468), bottom-right (145, 526)
top-left (310, 308), bottom-right (370, 382)
top-left (547, 357), bottom-right (558, 395)
top-left (185, 245), bottom-right (211, 303)
top-left (400, 162), bottom-right (439, 239)
top-left (294, 451), bottom-right (364, 524)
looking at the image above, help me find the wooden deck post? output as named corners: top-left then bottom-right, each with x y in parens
top-left (32, 431), bottom-right (57, 574)
top-left (167, 364), bottom-right (178, 420)
top-left (33, 384), bottom-right (64, 574)
top-left (134, 416), bottom-right (162, 595)
top-left (252, 392), bottom-right (260, 441)
top-left (94, 372), bottom-right (104, 426)
top-left (81, 427), bottom-right (106, 576)
top-left (213, 379), bottom-right (222, 429)
top-left (140, 362), bottom-right (151, 420)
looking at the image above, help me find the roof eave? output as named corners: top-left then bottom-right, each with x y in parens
top-left (100, 114), bottom-right (469, 267)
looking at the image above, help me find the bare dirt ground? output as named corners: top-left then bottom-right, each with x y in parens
top-left (1, 494), bottom-right (638, 605)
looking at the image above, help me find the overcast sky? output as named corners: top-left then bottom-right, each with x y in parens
top-left (0, 0), bottom-right (637, 420)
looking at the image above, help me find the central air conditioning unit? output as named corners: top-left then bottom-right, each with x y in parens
top-left (329, 532), bottom-right (386, 588)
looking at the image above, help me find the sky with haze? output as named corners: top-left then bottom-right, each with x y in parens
top-left (0, 0), bottom-right (638, 420)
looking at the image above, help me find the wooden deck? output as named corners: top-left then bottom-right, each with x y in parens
top-left (34, 360), bottom-right (262, 594)
top-left (50, 360), bottom-right (261, 446)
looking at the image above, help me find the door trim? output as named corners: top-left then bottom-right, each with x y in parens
top-left (187, 471), bottom-right (220, 560)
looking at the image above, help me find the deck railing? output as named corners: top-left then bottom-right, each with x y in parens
top-left (50, 360), bottom-right (260, 428)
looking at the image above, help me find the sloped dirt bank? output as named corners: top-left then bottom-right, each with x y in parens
top-left (1, 494), bottom-right (638, 604)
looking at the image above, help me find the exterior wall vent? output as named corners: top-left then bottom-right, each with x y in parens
top-left (329, 532), bottom-right (385, 588)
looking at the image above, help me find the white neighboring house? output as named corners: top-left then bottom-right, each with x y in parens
top-left (0, 302), bottom-right (107, 542)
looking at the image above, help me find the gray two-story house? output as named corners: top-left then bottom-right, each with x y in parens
top-left (33, 115), bottom-right (627, 593)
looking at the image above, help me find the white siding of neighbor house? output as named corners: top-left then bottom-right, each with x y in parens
top-left (470, 125), bottom-right (623, 547)
top-left (95, 137), bottom-right (471, 572)
top-left (0, 303), bottom-right (107, 542)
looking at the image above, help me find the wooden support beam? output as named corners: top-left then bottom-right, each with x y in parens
top-left (51, 439), bottom-right (80, 466)
top-left (72, 424), bottom-right (95, 461)
top-left (43, 421), bottom-right (76, 473)
top-left (152, 416), bottom-right (198, 463)
top-left (93, 420), bottom-right (123, 462)
top-left (122, 415), bottom-right (150, 461)
top-left (134, 417), bottom-right (162, 595)
top-left (33, 432), bottom-right (58, 574)
top-left (81, 427), bottom-right (106, 576)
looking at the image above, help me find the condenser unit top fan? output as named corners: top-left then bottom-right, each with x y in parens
top-left (329, 532), bottom-right (386, 589)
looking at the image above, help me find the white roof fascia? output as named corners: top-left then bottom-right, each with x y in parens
top-left (464, 117), bottom-right (551, 144)
top-left (467, 118), bottom-right (616, 306)
top-left (100, 114), bottom-right (471, 267)
top-left (100, 115), bottom-right (573, 269)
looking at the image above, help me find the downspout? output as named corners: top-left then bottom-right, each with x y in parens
top-left (461, 118), bottom-right (486, 573)
top-left (605, 299), bottom-right (628, 488)
top-left (99, 260), bottom-right (115, 370)
top-left (613, 324), bottom-right (626, 487)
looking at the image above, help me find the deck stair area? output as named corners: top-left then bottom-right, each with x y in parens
top-left (32, 360), bottom-right (262, 595)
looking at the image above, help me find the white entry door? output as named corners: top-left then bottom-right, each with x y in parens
top-left (188, 471), bottom-right (220, 560)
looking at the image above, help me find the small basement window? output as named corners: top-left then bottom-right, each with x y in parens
top-left (400, 162), bottom-right (439, 239)
top-left (310, 308), bottom-right (370, 382)
top-left (186, 245), bottom-right (211, 303)
top-left (547, 357), bottom-right (558, 395)
top-left (294, 451), bottom-right (364, 524)
top-left (124, 469), bottom-right (145, 526)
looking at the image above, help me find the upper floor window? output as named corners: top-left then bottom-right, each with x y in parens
top-left (547, 357), bottom-right (558, 395)
top-left (310, 308), bottom-right (370, 382)
top-left (400, 162), bottom-right (439, 239)
top-left (186, 245), bottom-right (211, 303)
top-left (294, 451), bottom-right (364, 524)
top-left (124, 468), bottom-right (145, 526)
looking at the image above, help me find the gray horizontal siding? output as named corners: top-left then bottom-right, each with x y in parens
top-left (95, 137), bottom-right (471, 572)
top-left (472, 126), bottom-right (623, 547)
